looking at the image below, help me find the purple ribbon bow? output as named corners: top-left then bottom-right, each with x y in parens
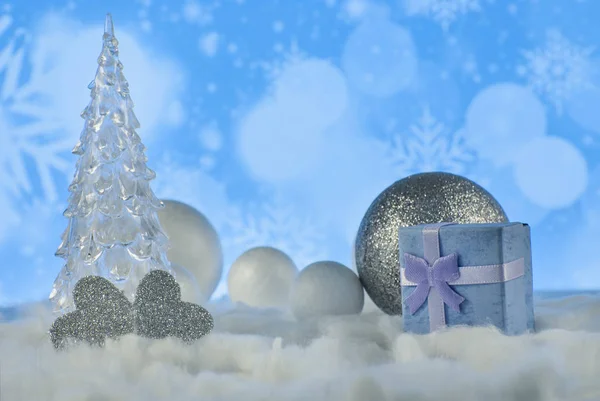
top-left (404, 252), bottom-right (465, 315)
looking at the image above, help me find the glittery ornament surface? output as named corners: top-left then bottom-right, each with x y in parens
top-left (49, 276), bottom-right (133, 349)
top-left (133, 270), bottom-right (214, 342)
top-left (355, 172), bottom-right (508, 315)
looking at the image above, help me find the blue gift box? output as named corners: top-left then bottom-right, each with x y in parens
top-left (399, 222), bottom-right (534, 335)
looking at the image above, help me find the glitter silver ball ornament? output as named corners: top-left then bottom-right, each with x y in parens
top-left (133, 270), bottom-right (214, 342)
top-left (355, 172), bottom-right (508, 315)
top-left (49, 276), bottom-right (134, 349)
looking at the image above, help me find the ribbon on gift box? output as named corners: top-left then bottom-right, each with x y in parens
top-left (399, 222), bottom-right (525, 331)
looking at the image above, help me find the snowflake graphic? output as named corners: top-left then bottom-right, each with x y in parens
top-left (223, 193), bottom-right (328, 270)
top-left (0, 13), bottom-right (71, 222)
top-left (403, 0), bottom-right (481, 31)
top-left (517, 29), bottom-right (595, 113)
top-left (386, 107), bottom-right (475, 176)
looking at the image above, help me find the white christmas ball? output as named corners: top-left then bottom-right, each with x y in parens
top-left (290, 261), bottom-right (364, 320)
top-left (227, 246), bottom-right (298, 309)
top-left (157, 200), bottom-right (223, 301)
top-left (171, 264), bottom-right (203, 304)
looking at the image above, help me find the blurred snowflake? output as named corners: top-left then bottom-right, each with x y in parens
top-left (517, 29), bottom-right (595, 114)
top-left (403, 0), bottom-right (481, 31)
top-left (386, 107), bottom-right (475, 176)
top-left (152, 152), bottom-right (225, 203)
top-left (0, 13), bottom-right (71, 237)
top-left (252, 41), bottom-right (306, 82)
top-left (338, 0), bottom-right (371, 22)
top-left (182, 0), bottom-right (215, 25)
top-left (223, 193), bottom-right (328, 269)
top-left (196, 121), bottom-right (223, 171)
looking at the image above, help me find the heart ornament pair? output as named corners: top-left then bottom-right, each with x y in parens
top-left (49, 270), bottom-right (214, 349)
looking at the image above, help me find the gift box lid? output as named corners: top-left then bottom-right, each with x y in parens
top-left (401, 222), bottom-right (529, 231)
top-left (399, 222), bottom-right (531, 267)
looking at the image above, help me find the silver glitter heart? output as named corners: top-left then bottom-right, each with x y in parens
top-left (49, 276), bottom-right (134, 349)
top-left (133, 270), bottom-right (214, 342)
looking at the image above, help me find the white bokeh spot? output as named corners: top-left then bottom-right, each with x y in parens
top-left (467, 162), bottom-right (550, 226)
top-left (272, 59), bottom-right (348, 128)
top-left (464, 83), bottom-right (547, 167)
top-left (341, 18), bottom-right (418, 98)
top-left (237, 58), bottom-right (348, 183)
top-left (513, 136), bottom-right (588, 209)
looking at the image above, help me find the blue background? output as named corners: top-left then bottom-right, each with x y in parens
top-left (1, 0), bottom-right (600, 306)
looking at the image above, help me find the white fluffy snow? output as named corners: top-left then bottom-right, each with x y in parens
top-left (1, 293), bottom-right (600, 401)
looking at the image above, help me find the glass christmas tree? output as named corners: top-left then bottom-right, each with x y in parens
top-left (49, 14), bottom-right (172, 313)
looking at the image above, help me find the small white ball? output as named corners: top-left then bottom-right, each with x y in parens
top-left (171, 264), bottom-right (203, 304)
top-left (227, 246), bottom-right (298, 309)
top-left (290, 261), bottom-right (364, 320)
top-left (157, 200), bottom-right (223, 301)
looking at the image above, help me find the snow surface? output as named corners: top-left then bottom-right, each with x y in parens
top-left (1, 293), bottom-right (599, 401)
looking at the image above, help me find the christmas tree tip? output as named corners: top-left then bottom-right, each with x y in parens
top-left (104, 13), bottom-right (114, 36)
